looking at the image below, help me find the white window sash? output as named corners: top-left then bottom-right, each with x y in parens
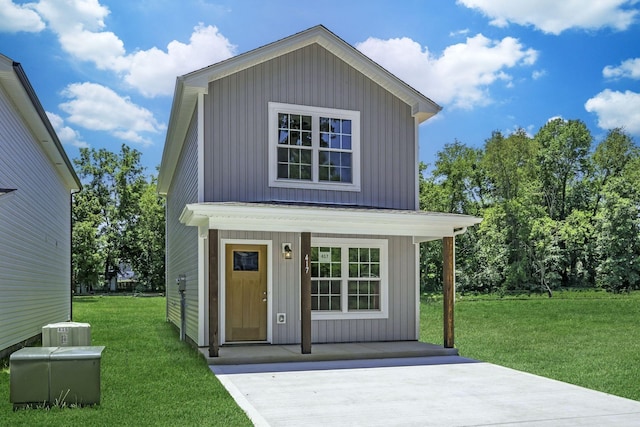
top-left (268, 102), bottom-right (361, 192)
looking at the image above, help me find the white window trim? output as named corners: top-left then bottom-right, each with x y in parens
top-left (311, 237), bottom-right (388, 320)
top-left (268, 102), bottom-right (361, 191)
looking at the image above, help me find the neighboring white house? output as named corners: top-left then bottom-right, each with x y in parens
top-left (0, 54), bottom-right (81, 358)
top-left (158, 26), bottom-right (481, 358)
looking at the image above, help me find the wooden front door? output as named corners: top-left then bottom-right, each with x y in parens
top-left (225, 244), bottom-right (268, 342)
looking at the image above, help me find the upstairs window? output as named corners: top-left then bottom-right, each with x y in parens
top-left (269, 103), bottom-right (360, 191)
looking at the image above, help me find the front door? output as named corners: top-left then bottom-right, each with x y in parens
top-left (225, 244), bottom-right (268, 342)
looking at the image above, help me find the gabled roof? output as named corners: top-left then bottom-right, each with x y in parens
top-left (0, 54), bottom-right (81, 191)
top-left (158, 25), bottom-right (442, 194)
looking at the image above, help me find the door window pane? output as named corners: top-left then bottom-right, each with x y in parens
top-left (233, 251), bottom-right (259, 271)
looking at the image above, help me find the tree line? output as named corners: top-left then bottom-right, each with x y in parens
top-left (72, 145), bottom-right (165, 293)
top-left (420, 118), bottom-right (640, 295)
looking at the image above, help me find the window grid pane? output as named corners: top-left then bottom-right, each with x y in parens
top-left (318, 116), bottom-right (353, 183)
top-left (277, 147), bottom-right (312, 180)
top-left (311, 247), bottom-right (342, 311)
top-left (348, 280), bottom-right (380, 310)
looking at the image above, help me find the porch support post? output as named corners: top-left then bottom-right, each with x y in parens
top-left (208, 229), bottom-right (219, 357)
top-left (301, 232), bottom-right (312, 354)
top-left (443, 236), bottom-right (455, 348)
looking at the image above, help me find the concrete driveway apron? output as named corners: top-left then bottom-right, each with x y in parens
top-left (211, 356), bottom-right (640, 426)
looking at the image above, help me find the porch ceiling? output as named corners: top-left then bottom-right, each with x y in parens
top-left (179, 202), bottom-right (482, 240)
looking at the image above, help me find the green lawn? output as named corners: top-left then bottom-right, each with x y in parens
top-left (0, 296), bottom-right (251, 427)
top-left (2, 292), bottom-right (638, 425)
top-left (421, 291), bottom-right (640, 401)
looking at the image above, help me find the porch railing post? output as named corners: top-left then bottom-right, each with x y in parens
top-left (443, 236), bottom-right (455, 348)
top-left (209, 229), bottom-right (219, 357)
top-left (301, 232), bottom-right (312, 354)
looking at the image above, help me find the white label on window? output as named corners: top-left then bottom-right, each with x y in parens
top-left (319, 251), bottom-right (331, 262)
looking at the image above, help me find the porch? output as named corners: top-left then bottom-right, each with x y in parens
top-left (199, 341), bottom-right (458, 365)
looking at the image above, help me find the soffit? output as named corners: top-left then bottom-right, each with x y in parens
top-left (180, 202), bottom-right (482, 240)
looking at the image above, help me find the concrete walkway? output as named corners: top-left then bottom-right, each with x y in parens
top-left (211, 356), bottom-right (640, 426)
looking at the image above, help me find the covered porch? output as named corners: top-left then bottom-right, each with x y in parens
top-left (179, 202), bottom-right (482, 359)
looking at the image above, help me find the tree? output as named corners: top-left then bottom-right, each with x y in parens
top-left (431, 141), bottom-right (484, 214)
top-left (72, 189), bottom-right (104, 291)
top-left (482, 129), bottom-right (538, 202)
top-left (420, 122), bottom-right (640, 294)
top-left (72, 145), bottom-right (165, 291)
top-left (535, 118), bottom-right (592, 221)
top-left (419, 142), bottom-right (485, 294)
top-left (130, 176), bottom-right (165, 290)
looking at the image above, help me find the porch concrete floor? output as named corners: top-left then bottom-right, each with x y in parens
top-left (199, 341), bottom-right (458, 365)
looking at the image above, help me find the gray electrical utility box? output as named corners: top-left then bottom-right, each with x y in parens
top-left (42, 322), bottom-right (91, 346)
top-left (10, 346), bottom-right (105, 407)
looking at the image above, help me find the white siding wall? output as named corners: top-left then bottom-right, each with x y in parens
top-left (165, 108), bottom-right (199, 342)
top-left (0, 86), bottom-right (72, 352)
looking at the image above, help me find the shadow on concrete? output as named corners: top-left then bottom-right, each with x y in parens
top-left (211, 355), bottom-right (479, 375)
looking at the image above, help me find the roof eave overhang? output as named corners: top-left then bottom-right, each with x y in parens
top-left (158, 81), bottom-right (206, 194)
top-left (179, 203), bottom-right (482, 240)
top-left (0, 55), bottom-right (81, 192)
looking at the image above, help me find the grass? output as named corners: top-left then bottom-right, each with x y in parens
top-left (2, 292), bottom-right (638, 425)
top-left (421, 290), bottom-right (640, 401)
top-left (0, 296), bottom-right (251, 427)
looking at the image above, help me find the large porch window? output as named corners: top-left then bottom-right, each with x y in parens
top-left (310, 238), bottom-right (388, 319)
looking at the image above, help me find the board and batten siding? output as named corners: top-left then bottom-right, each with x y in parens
top-left (166, 108), bottom-right (199, 342)
top-left (218, 231), bottom-right (416, 345)
top-left (0, 85), bottom-right (72, 353)
top-left (203, 43), bottom-right (416, 209)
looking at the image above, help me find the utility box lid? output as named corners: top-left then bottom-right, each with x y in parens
top-left (50, 346), bottom-right (105, 360)
top-left (42, 322), bottom-right (91, 346)
top-left (10, 347), bottom-right (57, 361)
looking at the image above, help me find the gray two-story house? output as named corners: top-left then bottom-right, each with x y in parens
top-left (158, 26), bottom-right (481, 358)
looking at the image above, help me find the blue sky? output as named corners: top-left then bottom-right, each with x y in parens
top-left (1, 0), bottom-right (639, 175)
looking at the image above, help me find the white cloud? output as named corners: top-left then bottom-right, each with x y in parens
top-left (532, 70), bottom-right (547, 80)
top-left (47, 111), bottom-right (89, 148)
top-left (449, 28), bottom-right (470, 37)
top-left (356, 34), bottom-right (537, 110)
top-left (59, 82), bottom-right (165, 146)
top-left (585, 89), bottom-right (640, 135)
top-left (0, 0), bottom-right (45, 32)
top-left (31, 1), bottom-right (236, 97)
top-left (603, 58), bottom-right (640, 79)
top-left (123, 24), bottom-right (236, 97)
top-left (33, 0), bottom-right (128, 70)
top-left (458, 0), bottom-right (639, 34)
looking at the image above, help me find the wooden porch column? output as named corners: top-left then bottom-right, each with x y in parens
top-left (443, 236), bottom-right (455, 348)
top-left (301, 232), bottom-right (312, 354)
top-left (208, 229), bottom-right (219, 357)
